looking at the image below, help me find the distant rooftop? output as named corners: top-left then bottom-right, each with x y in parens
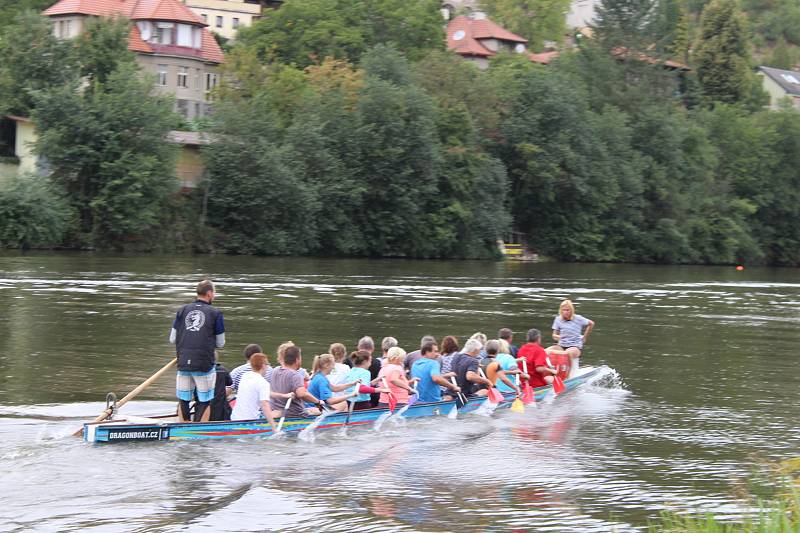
top-left (758, 65), bottom-right (800, 96)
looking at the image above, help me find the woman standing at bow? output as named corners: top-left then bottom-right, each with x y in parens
top-left (551, 299), bottom-right (594, 376)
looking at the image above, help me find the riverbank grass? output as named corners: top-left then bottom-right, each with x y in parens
top-left (651, 482), bottom-right (799, 532)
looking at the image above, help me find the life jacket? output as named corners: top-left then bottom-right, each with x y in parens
top-left (174, 300), bottom-right (221, 372)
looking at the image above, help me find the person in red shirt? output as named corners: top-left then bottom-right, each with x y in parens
top-left (517, 328), bottom-right (559, 388)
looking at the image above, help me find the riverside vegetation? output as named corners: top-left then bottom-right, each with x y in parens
top-left (1, 0), bottom-right (800, 264)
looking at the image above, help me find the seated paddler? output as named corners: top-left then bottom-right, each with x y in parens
top-left (307, 353), bottom-right (360, 412)
top-left (269, 345), bottom-right (325, 418)
top-left (451, 339), bottom-right (492, 404)
top-left (410, 341), bottom-right (460, 402)
top-left (230, 353), bottom-right (280, 428)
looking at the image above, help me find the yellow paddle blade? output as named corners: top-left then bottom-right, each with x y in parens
top-left (511, 398), bottom-right (525, 413)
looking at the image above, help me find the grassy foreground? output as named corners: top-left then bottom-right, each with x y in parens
top-left (651, 459), bottom-right (800, 533)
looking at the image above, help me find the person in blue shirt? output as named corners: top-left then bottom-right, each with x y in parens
top-left (306, 354), bottom-right (360, 411)
top-left (343, 351), bottom-right (390, 411)
top-left (410, 342), bottom-right (460, 402)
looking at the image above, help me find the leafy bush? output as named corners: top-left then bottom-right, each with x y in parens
top-left (0, 175), bottom-right (73, 249)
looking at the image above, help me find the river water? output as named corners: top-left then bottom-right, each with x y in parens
top-left (0, 253), bottom-right (797, 532)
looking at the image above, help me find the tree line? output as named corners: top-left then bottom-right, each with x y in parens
top-left (0, 0), bottom-right (799, 264)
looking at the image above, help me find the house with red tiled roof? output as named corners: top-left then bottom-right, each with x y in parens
top-left (43, 0), bottom-right (224, 119)
top-left (446, 13), bottom-right (529, 69)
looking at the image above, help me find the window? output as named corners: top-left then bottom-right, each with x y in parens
top-left (55, 19), bottom-right (73, 38)
top-left (177, 24), bottom-right (192, 47)
top-left (177, 66), bottom-right (188, 88)
top-left (215, 16), bottom-right (223, 28)
top-left (192, 27), bottom-right (202, 48)
top-left (156, 22), bottom-right (174, 45)
top-left (195, 102), bottom-right (202, 118)
top-left (233, 17), bottom-right (240, 29)
top-left (194, 69), bottom-right (202, 90)
top-left (201, 13), bottom-right (208, 23)
top-left (157, 65), bottom-right (168, 86)
top-left (137, 21), bottom-right (152, 41)
top-left (205, 72), bottom-right (218, 97)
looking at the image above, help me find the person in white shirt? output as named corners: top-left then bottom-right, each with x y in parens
top-left (327, 342), bottom-right (350, 386)
top-left (231, 353), bottom-right (278, 428)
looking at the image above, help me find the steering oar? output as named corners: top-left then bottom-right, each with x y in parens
top-left (74, 358), bottom-right (177, 437)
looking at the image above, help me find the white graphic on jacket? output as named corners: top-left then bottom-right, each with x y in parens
top-left (184, 310), bottom-right (206, 332)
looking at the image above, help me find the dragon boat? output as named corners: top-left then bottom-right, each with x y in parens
top-left (83, 365), bottom-right (607, 444)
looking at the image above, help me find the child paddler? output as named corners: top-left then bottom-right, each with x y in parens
top-left (344, 351), bottom-right (391, 411)
top-left (307, 354), bottom-right (360, 412)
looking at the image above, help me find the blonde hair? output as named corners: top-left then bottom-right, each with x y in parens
top-left (276, 341), bottom-right (295, 363)
top-left (386, 346), bottom-right (407, 364)
top-left (312, 353), bottom-right (334, 375)
top-left (497, 339), bottom-right (510, 354)
top-left (559, 299), bottom-right (575, 319)
top-left (329, 342), bottom-right (347, 362)
top-left (470, 332), bottom-right (487, 345)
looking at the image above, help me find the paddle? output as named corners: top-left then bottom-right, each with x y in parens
top-left (511, 373), bottom-right (525, 413)
top-left (275, 395), bottom-right (294, 433)
top-left (74, 358), bottom-right (177, 437)
top-left (406, 388), bottom-right (419, 407)
top-left (381, 378), bottom-right (397, 412)
top-left (546, 356), bottom-right (566, 395)
top-left (477, 366), bottom-right (504, 404)
top-left (520, 359), bottom-right (535, 404)
top-left (449, 376), bottom-right (467, 405)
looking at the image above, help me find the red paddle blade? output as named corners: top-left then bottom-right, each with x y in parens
top-left (553, 376), bottom-right (566, 395)
top-left (488, 387), bottom-right (504, 404)
top-left (388, 394), bottom-right (397, 412)
top-left (521, 384), bottom-right (535, 404)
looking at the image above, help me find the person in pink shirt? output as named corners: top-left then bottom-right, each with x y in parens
top-left (377, 347), bottom-right (417, 408)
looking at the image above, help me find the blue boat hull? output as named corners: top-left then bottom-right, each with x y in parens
top-left (85, 366), bottom-right (606, 443)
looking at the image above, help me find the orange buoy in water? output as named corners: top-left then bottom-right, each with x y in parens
top-left (736, 265), bottom-right (745, 271)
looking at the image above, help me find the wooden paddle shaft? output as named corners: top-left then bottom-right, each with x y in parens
top-left (76, 358), bottom-right (177, 436)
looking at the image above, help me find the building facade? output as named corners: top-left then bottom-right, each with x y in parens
top-left (758, 66), bottom-right (800, 109)
top-left (44, 0), bottom-right (225, 120)
top-left (181, 0), bottom-right (262, 40)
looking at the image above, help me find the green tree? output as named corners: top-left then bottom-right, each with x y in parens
top-left (497, 67), bottom-right (643, 261)
top-left (353, 46), bottom-right (441, 256)
top-left (32, 61), bottom-right (179, 248)
top-left (766, 37), bottom-right (799, 70)
top-left (236, 0), bottom-right (443, 69)
top-left (75, 17), bottom-right (134, 86)
top-left (0, 12), bottom-right (76, 116)
top-left (593, 0), bottom-right (657, 52)
top-left (480, 0), bottom-right (570, 49)
top-left (0, 174), bottom-right (74, 249)
top-left (694, 0), bottom-right (760, 105)
top-left (204, 102), bottom-right (320, 254)
top-left (0, 0), bottom-right (53, 30)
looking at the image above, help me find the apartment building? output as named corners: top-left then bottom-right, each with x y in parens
top-left (182, 0), bottom-right (263, 40)
top-left (44, 0), bottom-right (225, 119)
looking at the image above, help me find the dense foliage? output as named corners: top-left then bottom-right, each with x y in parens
top-left (1, 0), bottom-right (800, 264)
top-left (0, 14), bottom-right (180, 250)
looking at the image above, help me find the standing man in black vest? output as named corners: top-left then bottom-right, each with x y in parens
top-left (170, 279), bottom-right (226, 422)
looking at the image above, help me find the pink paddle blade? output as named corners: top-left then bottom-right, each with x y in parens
top-left (521, 383), bottom-right (535, 404)
top-left (553, 376), bottom-right (566, 395)
top-left (488, 387), bottom-right (504, 404)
